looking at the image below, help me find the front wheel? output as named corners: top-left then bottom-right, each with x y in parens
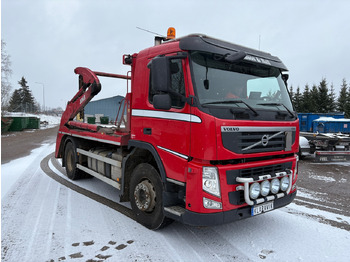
top-left (64, 141), bottom-right (88, 180)
top-left (129, 163), bottom-right (172, 229)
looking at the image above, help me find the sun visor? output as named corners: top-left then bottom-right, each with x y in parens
top-left (179, 35), bottom-right (288, 71)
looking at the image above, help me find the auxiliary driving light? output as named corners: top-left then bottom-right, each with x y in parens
top-left (271, 178), bottom-right (280, 194)
top-left (203, 197), bottom-right (222, 209)
top-left (260, 180), bottom-right (270, 197)
top-left (280, 176), bottom-right (290, 191)
top-left (249, 183), bottom-right (260, 199)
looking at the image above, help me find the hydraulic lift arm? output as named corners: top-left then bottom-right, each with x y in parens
top-left (60, 67), bottom-right (101, 126)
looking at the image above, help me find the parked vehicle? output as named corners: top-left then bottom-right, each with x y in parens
top-left (55, 29), bottom-right (299, 229)
top-left (298, 113), bottom-right (350, 161)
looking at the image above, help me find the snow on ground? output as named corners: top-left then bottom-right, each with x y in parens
top-left (2, 143), bottom-right (350, 262)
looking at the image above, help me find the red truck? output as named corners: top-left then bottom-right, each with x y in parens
top-left (55, 30), bottom-right (299, 229)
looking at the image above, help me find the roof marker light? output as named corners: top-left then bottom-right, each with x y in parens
top-left (167, 27), bottom-right (176, 39)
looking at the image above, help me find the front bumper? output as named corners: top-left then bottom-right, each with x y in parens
top-left (167, 191), bottom-right (296, 227)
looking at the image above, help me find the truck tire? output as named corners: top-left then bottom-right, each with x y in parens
top-left (64, 141), bottom-right (87, 180)
top-left (129, 163), bottom-right (172, 229)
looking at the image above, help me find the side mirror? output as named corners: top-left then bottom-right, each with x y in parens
top-left (282, 73), bottom-right (289, 85)
top-left (153, 94), bottom-right (171, 110)
top-left (149, 56), bottom-right (170, 92)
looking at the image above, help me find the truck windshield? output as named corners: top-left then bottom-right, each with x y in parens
top-left (189, 51), bottom-right (293, 114)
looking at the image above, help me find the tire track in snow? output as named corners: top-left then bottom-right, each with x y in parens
top-left (23, 165), bottom-right (54, 260)
top-left (164, 225), bottom-right (251, 261)
top-left (44, 182), bottom-right (61, 259)
top-left (64, 189), bottom-right (72, 260)
top-left (42, 153), bottom-right (135, 221)
top-left (43, 154), bottom-right (252, 261)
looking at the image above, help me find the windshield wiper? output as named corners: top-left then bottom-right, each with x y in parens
top-left (202, 100), bottom-right (259, 116)
top-left (257, 103), bottom-right (295, 117)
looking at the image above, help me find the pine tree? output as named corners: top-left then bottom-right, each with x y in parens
top-left (328, 83), bottom-right (337, 112)
top-left (317, 78), bottom-right (329, 113)
top-left (289, 85), bottom-right (294, 101)
top-left (310, 84), bottom-right (319, 112)
top-left (8, 89), bottom-right (23, 112)
top-left (301, 84), bottom-right (311, 112)
top-left (293, 86), bottom-right (303, 112)
top-left (8, 77), bottom-right (38, 113)
top-left (337, 79), bottom-right (348, 114)
top-left (344, 79), bottom-right (350, 118)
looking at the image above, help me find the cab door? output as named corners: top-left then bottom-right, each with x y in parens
top-left (145, 56), bottom-right (191, 182)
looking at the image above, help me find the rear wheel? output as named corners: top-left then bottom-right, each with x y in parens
top-left (64, 141), bottom-right (87, 180)
top-left (130, 163), bottom-right (172, 229)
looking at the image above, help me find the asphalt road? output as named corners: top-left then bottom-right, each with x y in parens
top-left (1, 126), bottom-right (59, 164)
top-left (296, 157), bottom-right (350, 220)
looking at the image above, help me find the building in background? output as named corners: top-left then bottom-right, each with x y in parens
top-left (84, 95), bottom-right (124, 123)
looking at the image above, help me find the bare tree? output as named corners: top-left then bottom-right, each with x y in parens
top-left (1, 40), bottom-right (13, 111)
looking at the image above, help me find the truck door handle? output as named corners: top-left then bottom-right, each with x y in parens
top-left (143, 128), bottom-right (152, 135)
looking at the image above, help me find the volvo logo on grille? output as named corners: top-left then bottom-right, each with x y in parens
top-left (261, 135), bottom-right (269, 147)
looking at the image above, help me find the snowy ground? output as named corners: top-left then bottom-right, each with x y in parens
top-left (2, 140), bottom-right (350, 261)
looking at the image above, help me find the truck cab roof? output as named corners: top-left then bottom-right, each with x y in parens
top-left (137, 34), bottom-right (288, 71)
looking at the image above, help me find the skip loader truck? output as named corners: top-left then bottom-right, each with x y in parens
top-left (55, 28), bottom-right (299, 229)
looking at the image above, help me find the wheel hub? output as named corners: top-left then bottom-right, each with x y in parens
top-left (134, 180), bottom-right (156, 212)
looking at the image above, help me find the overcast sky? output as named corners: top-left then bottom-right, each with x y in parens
top-left (2, 0), bottom-right (350, 109)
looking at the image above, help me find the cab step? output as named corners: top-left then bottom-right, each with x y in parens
top-left (164, 206), bottom-right (186, 217)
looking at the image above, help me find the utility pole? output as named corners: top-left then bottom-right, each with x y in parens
top-left (35, 82), bottom-right (45, 113)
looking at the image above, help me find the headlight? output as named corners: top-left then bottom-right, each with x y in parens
top-left (271, 178), bottom-right (280, 194)
top-left (260, 180), bottom-right (270, 197)
top-left (202, 167), bottom-right (221, 197)
top-left (249, 183), bottom-right (260, 199)
top-left (280, 176), bottom-right (290, 191)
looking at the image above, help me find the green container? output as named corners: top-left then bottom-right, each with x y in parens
top-left (100, 116), bottom-right (109, 124)
top-left (27, 117), bottom-right (40, 129)
top-left (87, 117), bottom-right (96, 124)
top-left (8, 117), bottom-right (28, 131)
top-left (1, 117), bottom-right (13, 133)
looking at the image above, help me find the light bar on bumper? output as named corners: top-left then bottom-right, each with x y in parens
top-left (236, 169), bottom-right (293, 206)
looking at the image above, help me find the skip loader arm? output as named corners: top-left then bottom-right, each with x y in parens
top-left (59, 67), bottom-right (101, 126)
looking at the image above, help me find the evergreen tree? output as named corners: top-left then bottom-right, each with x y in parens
top-left (8, 77), bottom-right (38, 113)
top-left (347, 81), bottom-right (350, 118)
top-left (301, 84), bottom-right (311, 112)
top-left (337, 79), bottom-right (348, 114)
top-left (310, 84), bottom-right (319, 112)
top-left (344, 79), bottom-right (350, 118)
top-left (328, 83), bottom-right (337, 112)
top-left (293, 86), bottom-right (303, 112)
top-left (8, 89), bottom-right (23, 112)
top-left (317, 78), bottom-right (329, 113)
top-left (289, 85), bottom-right (294, 100)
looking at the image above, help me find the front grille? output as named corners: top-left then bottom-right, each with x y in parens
top-left (239, 131), bottom-right (285, 153)
top-left (221, 125), bottom-right (297, 154)
top-left (222, 131), bottom-right (289, 154)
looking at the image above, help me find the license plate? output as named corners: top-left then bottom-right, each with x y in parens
top-left (251, 201), bottom-right (274, 216)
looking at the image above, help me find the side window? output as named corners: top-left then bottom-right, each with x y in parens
top-left (149, 58), bottom-right (186, 108)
